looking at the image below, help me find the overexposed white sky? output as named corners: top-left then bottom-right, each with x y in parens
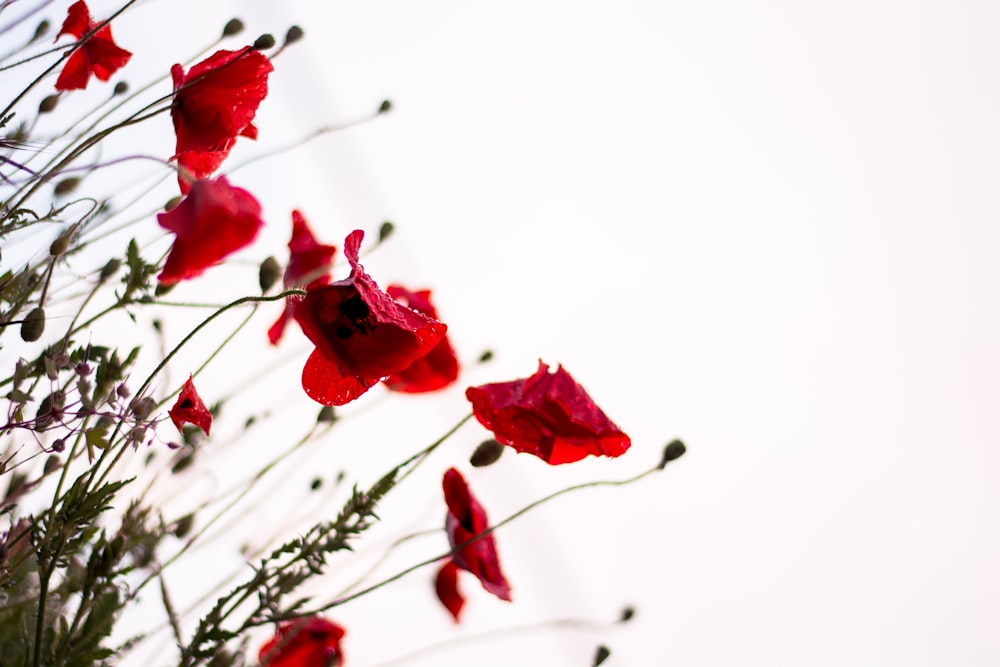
top-left (11, 0), bottom-right (1000, 665)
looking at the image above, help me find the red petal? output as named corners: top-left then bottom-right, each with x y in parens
top-left (56, 0), bottom-right (90, 40)
top-left (383, 285), bottom-right (460, 393)
top-left (435, 561), bottom-right (465, 623)
top-left (168, 376), bottom-right (212, 435)
top-left (54, 48), bottom-right (90, 91)
top-left (258, 617), bottom-right (345, 667)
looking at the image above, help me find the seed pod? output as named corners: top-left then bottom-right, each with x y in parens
top-left (20, 307), bottom-right (45, 342)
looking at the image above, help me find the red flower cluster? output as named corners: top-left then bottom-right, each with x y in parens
top-left (168, 376), bottom-right (211, 435)
top-left (295, 230), bottom-right (447, 406)
top-left (170, 48), bottom-right (273, 192)
top-left (156, 176), bottom-right (264, 285)
top-left (259, 617), bottom-right (346, 667)
top-left (435, 467), bottom-right (511, 622)
top-left (466, 361), bottom-right (631, 464)
top-left (268, 210), bottom-right (337, 345)
top-left (383, 286), bottom-right (459, 393)
top-left (54, 1), bottom-right (132, 91)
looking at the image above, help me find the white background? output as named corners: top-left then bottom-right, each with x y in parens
top-left (11, 0), bottom-right (1000, 665)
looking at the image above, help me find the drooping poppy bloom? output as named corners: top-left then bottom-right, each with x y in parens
top-left (258, 616), bottom-right (346, 667)
top-left (382, 285), bottom-right (460, 393)
top-left (294, 230), bottom-right (447, 406)
top-left (156, 175), bottom-right (264, 285)
top-left (168, 376), bottom-right (211, 435)
top-left (435, 467), bottom-right (512, 622)
top-left (465, 361), bottom-right (631, 465)
top-left (268, 210), bottom-right (337, 345)
top-left (170, 48), bottom-right (273, 192)
top-left (54, 1), bottom-right (132, 91)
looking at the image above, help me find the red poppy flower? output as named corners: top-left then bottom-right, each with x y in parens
top-left (156, 175), bottom-right (264, 285)
top-left (258, 616), bottom-right (346, 667)
top-left (382, 286), bottom-right (459, 393)
top-left (54, 1), bottom-right (132, 91)
top-left (171, 48), bottom-right (273, 192)
top-left (268, 210), bottom-right (337, 345)
top-left (435, 467), bottom-right (512, 622)
top-left (295, 230), bottom-right (447, 406)
top-left (168, 376), bottom-right (211, 435)
top-left (465, 361), bottom-right (631, 465)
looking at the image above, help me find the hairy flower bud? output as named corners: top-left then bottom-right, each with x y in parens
top-left (593, 645), bottom-right (611, 667)
top-left (20, 307), bottom-right (45, 342)
top-left (53, 177), bottom-right (80, 198)
top-left (113, 81), bottom-right (129, 96)
top-left (470, 439), bottom-right (504, 467)
top-left (173, 513), bottom-right (195, 538)
top-left (223, 18), bottom-right (244, 37)
top-left (658, 439), bottom-right (686, 469)
top-left (378, 99), bottom-right (392, 114)
top-left (49, 231), bottom-right (72, 256)
top-left (259, 256), bottom-right (281, 292)
top-left (99, 258), bottom-right (121, 283)
top-left (38, 94), bottom-right (59, 114)
top-left (378, 220), bottom-right (395, 243)
top-left (32, 19), bottom-right (50, 42)
top-left (253, 33), bottom-right (275, 50)
top-left (284, 25), bottom-right (304, 45)
top-left (44, 455), bottom-right (61, 475)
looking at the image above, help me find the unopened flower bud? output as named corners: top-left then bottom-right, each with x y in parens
top-left (38, 94), bottom-right (59, 113)
top-left (113, 81), bottom-right (129, 96)
top-left (593, 645), bottom-right (611, 667)
top-left (116, 384), bottom-right (130, 399)
top-left (378, 99), bottom-right (392, 114)
top-left (44, 454), bottom-right (61, 475)
top-left (253, 34), bottom-right (275, 50)
top-left (317, 405), bottom-right (337, 423)
top-left (259, 256), bottom-right (281, 292)
top-left (51, 438), bottom-right (66, 453)
top-left (310, 477), bottom-right (322, 491)
top-left (478, 349), bottom-right (494, 363)
top-left (658, 439), bottom-right (686, 469)
top-left (155, 282), bottom-right (175, 297)
top-left (32, 19), bottom-right (50, 42)
top-left (173, 513), bottom-right (194, 538)
top-left (20, 307), bottom-right (45, 342)
top-left (284, 25), bottom-right (304, 45)
top-left (619, 606), bottom-right (635, 623)
top-left (223, 18), bottom-right (244, 37)
top-left (470, 439), bottom-right (504, 467)
top-left (99, 258), bottom-right (121, 282)
top-left (164, 195), bottom-right (182, 212)
top-left (49, 232), bottom-right (71, 256)
top-left (53, 177), bottom-right (80, 198)
top-left (378, 220), bottom-right (395, 242)
top-left (130, 396), bottom-right (156, 420)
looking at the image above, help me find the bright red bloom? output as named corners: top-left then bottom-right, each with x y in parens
top-left (435, 467), bottom-right (511, 622)
top-left (268, 210), bottom-right (337, 345)
top-left (156, 176), bottom-right (264, 285)
top-left (465, 361), bottom-right (631, 465)
top-left (258, 617), bottom-right (346, 667)
top-left (295, 230), bottom-right (447, 406)
top-left (54, 1), bottom-right (132, 91)
top-left (382, 286), bottom-right (459, 393)
top-left (168, 376), bottom-right (211, 435)
top-left (171, 48), bottom-right (273, 192)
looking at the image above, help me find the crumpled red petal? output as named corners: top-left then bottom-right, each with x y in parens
top-left (383, 285), bottom-right (460, 393)
top-left (258, 616), bottom-right (346, 667)
top-left (435, 560), bottom-right (465, 623)
top-left (54, 1), bottom-right (131, 91)
top-left (465, 361), bottom-right (631, 464)
top-left (168, 376), bottom-right (212, 435)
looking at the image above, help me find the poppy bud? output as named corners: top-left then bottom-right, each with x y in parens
top-left (593, 645), bottom-right (611, 667)
top-left (470, 438), bottom-right (504, 467)
top-left (173, 513), bottom-right (194, 538)
top-left (32, 19), bottom-right (50, 42)
top-left (253, 33), bottom-right (276, 50)
top-left (223, 18), bottom-right (244, 37)
top-left (378, 99), bottom-right (392, 114)
top-left (658, 439), bottom-right (686, 469)
top-left (259, 256), bottom-right (281, 292)
top-left (44, 455), bottom-right (61, 475)
top-left (619, 606), bottom-right (635, 623)
top-left (378, 220), bottom-right (395, 243)
top-left (164, 195), bottom-right (182, 212)
top-left (113, 81), bottom-right (129, 96)
top-left (38, 94), bottom-right (59, 114)
top-left (478, 349), bottom-right (494, 363)
top-left (284, 25), bottom-right (304, 45)
top-left (317, 405), bottom-right (337, 423)
top-left (53, 177), bottom-right (80, 198)
top-left (155, 282), bottom-right (175, 297)
top-left (310, 477), bottom-right (322, 491)
top-left (99, 258), bottom-right (121, 283)
top-left (20, 307), bottom-right (45, 342)
top-left (49, 233), bottom-right (70, 256)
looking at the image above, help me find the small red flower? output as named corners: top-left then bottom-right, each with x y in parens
top-left (168, 376), bottom-right (211, 435)
top-left (170, 48), bottom-right (273, 192)
top-left (258, 616), bottom-right (346, 667)
top-left (465, 361), bottom-right (631, 465)
top-left (54, 1), bottom-right (132, 91)
top-left (268, 210), bottom-right (337, 345)
top-left (382, 286), bottom-right (459, 393)
top-left (295, 230), bottom-right (447, 406)
top-left (435, 467), bottom-right (512, 622)
top-left (156, 175), bottom-right (264, 285)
